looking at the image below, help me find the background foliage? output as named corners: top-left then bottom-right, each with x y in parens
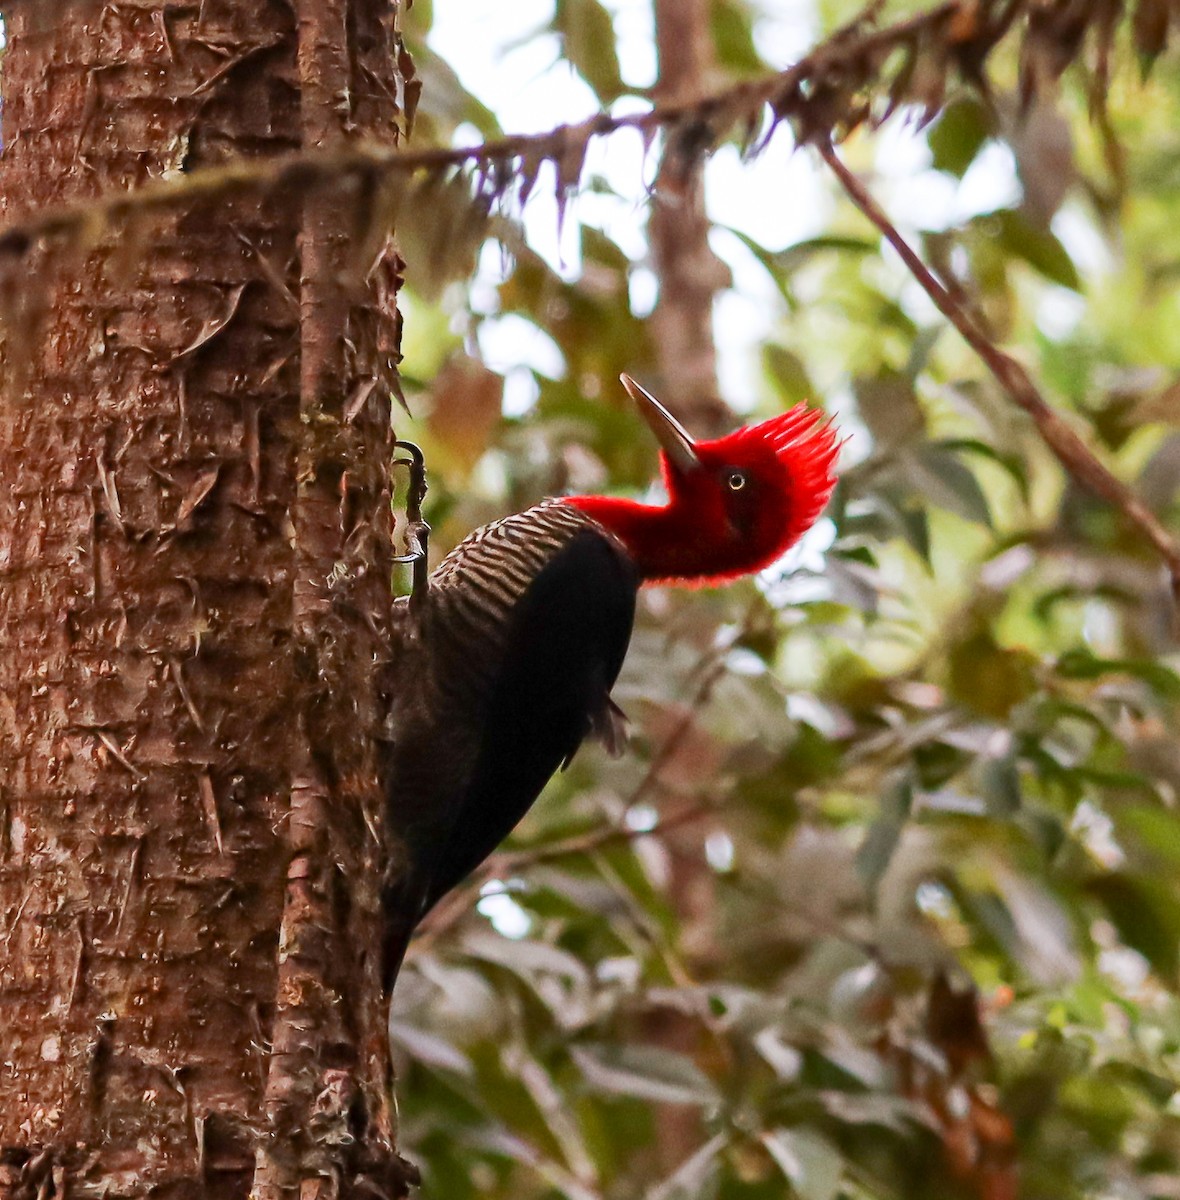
top-left (387, 3), bottom-right (1180, 1197)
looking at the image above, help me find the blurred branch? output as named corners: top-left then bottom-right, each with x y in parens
top-left (819, 141), bottom-right (1180, 612)
top-left (410, 807), bottom-right (715, 954)
top-left (646, 5), bottom-right (731, 1156)
top-left (648, 0), bottom-right (730, 435)
top-left (0, 0), bottom-right (1033, 263)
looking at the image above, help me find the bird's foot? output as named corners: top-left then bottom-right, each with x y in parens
top-left (393, 439), bottom-right (431, 606)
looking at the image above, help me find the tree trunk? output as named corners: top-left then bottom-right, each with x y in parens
top-left (0, 3), bottom-right (409, 1197)
top-left (650, 0), bottom-right (730, 439)
top-left (643, 0), bottom-right (730, 1177)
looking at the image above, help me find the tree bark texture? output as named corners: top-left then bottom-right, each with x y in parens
top-left (644, 0), bottom-right (730, 1176)
top-left (0, 3), bottom-right (408, 1197)
top-left (650, 0), bottom-right (731, 438)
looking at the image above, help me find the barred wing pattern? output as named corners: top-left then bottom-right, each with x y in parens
top-left (383, 499), bottom-right (638, 984)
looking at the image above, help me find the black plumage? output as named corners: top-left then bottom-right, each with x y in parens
top-left (379, 375), bottom-right (843, 989)
top-left (383, 499), bottom-right (637, 985)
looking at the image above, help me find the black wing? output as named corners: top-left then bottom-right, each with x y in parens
top-left (418, 527), bottom-right (638, 918)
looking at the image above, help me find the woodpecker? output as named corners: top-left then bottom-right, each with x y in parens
top-left (383, 376), bottom-right (839, 985)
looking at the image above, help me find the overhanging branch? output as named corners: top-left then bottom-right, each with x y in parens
top-left (818, 140), bottom-right (1180, 608)
top-left (0, 0), bottom-right (1100, 265)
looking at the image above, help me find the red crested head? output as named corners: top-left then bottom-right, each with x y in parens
top-left (566, 376), bottom-right (840, 586)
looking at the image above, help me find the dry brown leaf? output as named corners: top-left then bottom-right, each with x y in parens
top-left (426, 355), bottom-right (504, 472)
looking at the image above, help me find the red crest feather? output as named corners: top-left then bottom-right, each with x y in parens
top-left (567, 387), bottom-right (841, 586)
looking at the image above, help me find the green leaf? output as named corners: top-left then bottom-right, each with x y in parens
top-left (993, 208), bottom-right (1081, 291)
top-left (940, 437), bottom-right (1031, 501)
top-left (979, 754), bottom-right (1023, 816)
top-left (1119, 806), bottom-right (1180, 869)
top-left (553, 0), bottom-right (624, 103)
top-left (404, 43), bottom-right (501, 138)
top-left (459, 931), bottom-right (590, 986)
top-left (913, 740), bottom-right (967, 789)
top-left (903, 324), bottom-right (943, 381)
top-left (764, 344), bottom-right (816, 406)
top-left (388, 1020), bottom-right (474, 1076)
top-left (710, 0), bottom-right (765, 77)
top-left (1056, 649), bottom-right (1180, 698)
top-left (571, 1044), bottom-right (719, 1106)
top-left (723, 228), bottom-right (875, 310)
top-left (761, 1129), bottom-right (844, 1200)
top-left (949, 631), bottom-right (1038, 718)
top-left (908, 443), bottom-right (993, 528)
top-left (854, 373), bottom-right (925, 448)
top-left (1088, 872), bottom-right (1180, 977)
top-left (859, 490), bottom-right (932, 562)
top-left (782, 234), bottom-right (879, 270)
top-left (929, 96), bottom-right (992, 177)
top-left (857, 779), bottom-right (912, 891)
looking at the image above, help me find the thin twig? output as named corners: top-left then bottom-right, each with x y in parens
top-left (412, 803), bottom-right (718, 954)
top-left (508, 796), bottom-right (716, 876)
top-left (818, 140), bottom-right (1180, 609)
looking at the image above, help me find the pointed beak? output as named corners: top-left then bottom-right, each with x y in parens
top-left (620, 373), bottom-right (701, 474)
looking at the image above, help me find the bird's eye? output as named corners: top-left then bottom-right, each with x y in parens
top-left (726, 470), bottom-right (747, 492)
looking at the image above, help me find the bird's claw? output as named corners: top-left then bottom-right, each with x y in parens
top-left (393, 439), bottom-right (431, 608)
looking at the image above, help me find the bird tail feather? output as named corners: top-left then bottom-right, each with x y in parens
top-left (586, 696), bottom-right (629, 759)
